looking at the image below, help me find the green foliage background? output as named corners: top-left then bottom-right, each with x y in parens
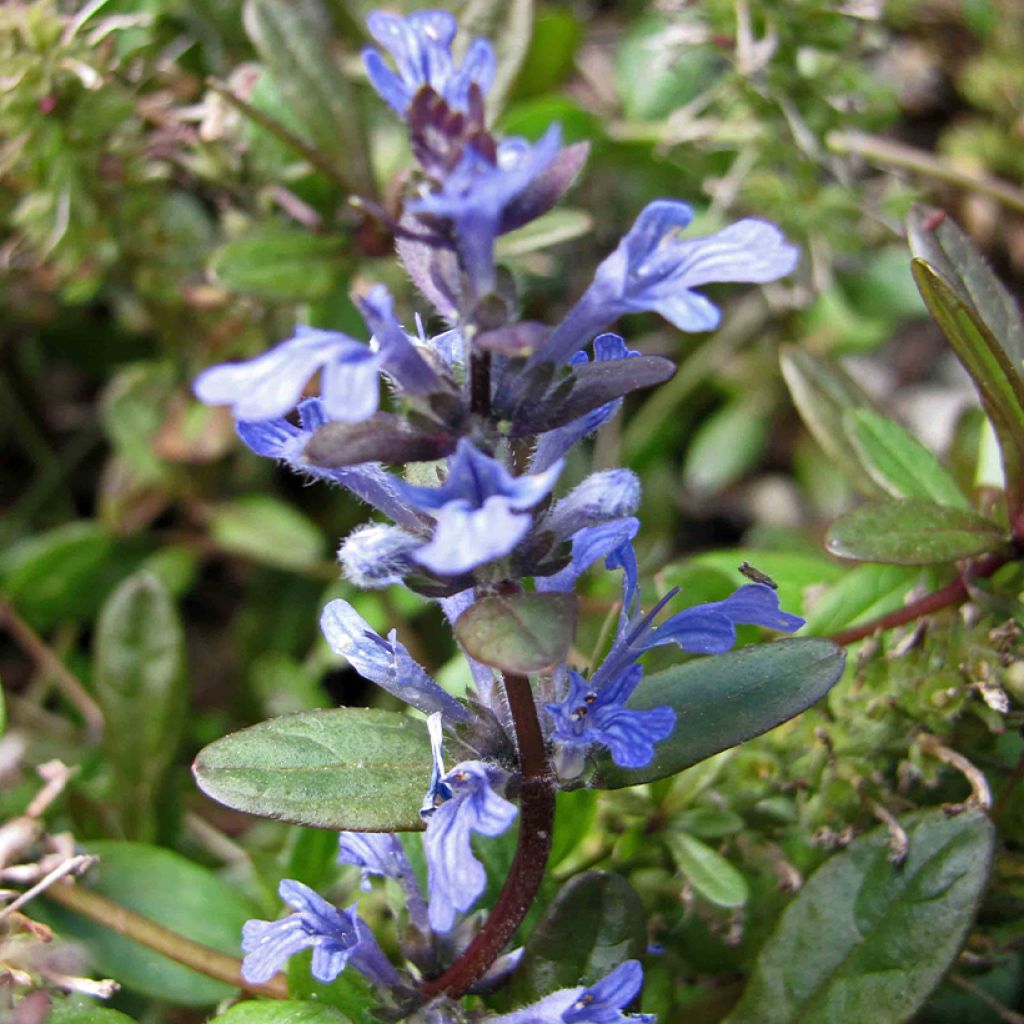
top-left (2, 1), bottom-right (1024, 1022)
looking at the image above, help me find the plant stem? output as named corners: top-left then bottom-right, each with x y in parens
top-left (420, 672), bottom-right (556, 1000)
top-left (43, 881), bottom-right (288, 1000)
top-left (0, 600), bottom-right (105, 741)
top-left (470, 349), bottom-right (492, 418)
top-left (827, 131), bottom-right (1024, 215)
top-left (829, 552), bottom-right (1009, 646)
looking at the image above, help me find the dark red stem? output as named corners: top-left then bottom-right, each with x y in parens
top-left (420, 673), bottom-right (555, 1000)
top-left (830, 551), bottom-right (1010, 646)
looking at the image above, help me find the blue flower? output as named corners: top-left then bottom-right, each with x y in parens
top-left (320, 599), bottom-right (470, 722)
top-left (532, 334), bottom-right (640, 471)
top-left (235, 398), bottom-right (421, 530)
top-left (542, 470), bottom-right (641, 541)
top-left (640, 583), bottom-right (805, 655)
top-left (241, 880), bottom-right (395, 987)
top-left (194, 326), bottom-right (382, 423)
top-left (537, 518), bottom-right (640, 595)
top-left (338, 523), bottom-right (423, 588)
top-left (337, 830), bottom-right (431, 935)
top-left (423, 759), bottom-right (517, 932)
top-left (489, 960), bottom-right (654, 1024)
top-left (408, 126), bottom-right (562, 296)
top-left (395, 439), bottom-right (563, 575)
top-left (535, 201), bottom-right (799, 366)
top-left (362, 9), bottom-right (495, 116)
top-left (355, 284), bottom-right (442, 396)
top-left (545, 667), bottom-right (675, 773)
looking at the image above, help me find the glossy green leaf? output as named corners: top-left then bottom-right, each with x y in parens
top-left (49, 1003), bottom-right (139, 1024)
top-left (496, 208), bottom-right (593, 259)
top-left (908, 205), bottom-right (1024, 369)
top-left (209, 494), bottom-right (324, 571)
top-left (243, 0), bottom-right (372, 193)
top-left (549, 789), bottom-right (598, 868)
top-left (39, 841), bottom-right (255, 1006)
top-left (670, 832), bottom-right (749, 908)
top-left (802, 563), bottom-right (922, 636)
top-left (0, 521), bottom-right (128, 629)
top-left (193, 708), bottom-right (434, 831)
top-left (456, 0), bottom-right (533, 114)
top-left (95, 572), bottom-right (186, 841)
top-left (683, 400), bottom-right (769, 494)
top-left (845, 409), bottom-right (969, 508)
top-left (780, 346), bottom-right (886, 497)
top-left (210, 1001), bottom-right (349, 1024)
top-left (592, 639), bottom-right (845, 788)
top-left (826, 500), bottom-right (1005, 565)
top-left (911, 258), bottom-right (1024, 515)
top-left (725, 808), bottom-right (995, 1024)
top-left (454, 592), bottom-right (577, 674)
top-left (210, 226), bottom-right (348, 303)
top-left (682, 548), bottom-right (847, 620)
top-left (507, 871), bottom-right (646, 1005)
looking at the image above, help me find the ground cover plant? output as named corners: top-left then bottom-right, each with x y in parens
top-left (2, 2), bottom-right (1024, 1023)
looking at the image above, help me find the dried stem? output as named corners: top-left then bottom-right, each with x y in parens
top-left (918, 733), bottom-right (993, 813)
top-left (0, 601), bottom-right (104, 741)
top-left (420, 672), bottom-right (556, 1000)
top-left (43, 881), bottom-right (288, 999)
top-left (829, 552), bottom-right (1009, 646)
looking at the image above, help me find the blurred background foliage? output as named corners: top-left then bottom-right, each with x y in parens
top-left (2, 0), bottom-right (1024, 1021)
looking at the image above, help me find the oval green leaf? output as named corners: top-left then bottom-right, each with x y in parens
top-left (507, 871), bottom-right (647, 1005)
top-left (210, 226), bottom-right (348, 303)
top-left (725, 808), bottom-right (995, 1024)
top-left (95, 572), bottom-right (187, 841)
top-left (826, 500), bottom-right (1005, 565)
top-left (592, 638), bottom-right (846, 789)
top-left (49, 1003), bottom-right (139, 1024)
top-left (209, 494), bottom-right (324, 571)
top-left (244, 0), bottom-right (372, 194)
top-left (211, 1001), bottom-right (349, 1024)
top-left (193, 708), bottom-right (434, 831)
top-left (670, 832), bottom-right (749, 908)
top-left (911, 258), bottom-right (1024, 516)
top-left (455, 592), bottom-right (578, 674)
top-left (844, 408), bottom-right (969, 508)
top-left (39, 841), bottom-right (256, 1006)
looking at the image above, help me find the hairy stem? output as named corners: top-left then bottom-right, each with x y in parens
top-left (420, 673), bottom-right (556, 1000)
top-left (470, 348), bottom-right (492, 418)
top-left (43, 881), bottom-right (288, 999)
top-left (830, 552), bottom-right (1009, 646)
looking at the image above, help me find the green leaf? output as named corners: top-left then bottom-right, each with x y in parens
top-left (681, 548), bottom-right (847, 619)
top-left (911, 258), bottom-right (1024, 516)
top-left (49, 1003), bottom-right (139, 1024)
top-left (95, 572), bottom-right (186, 841)
top-left (496, 208), bottom-right (593, 259)
top-left (455, 0), bottom-right (533, 115)
top-left (802, 563), bottom-right (923, 636)
top-left (511, 6), bottom-right (582, 100)
top-left (673, 806), bottom-right (745, 839)
top-left (209, 494), bottom-right (325, 571)
top-left (287, 952), bottom-right (376, 1024)
top-left (725, 808), bottom-right (995, 1024)
top-left (211, 226), bottom-right (348, 303)
top-left (243, 0), bottom-right (372, 194)
top-left (908, 205), bottom-right (1024, 370)
top-left (193, 708), bottom-right (434, 831)
top-left (0, 521), bottom-right (129, 629)
top-left (39, 841), bottom-right (256, 1006)
top-left (669, 832), bottom-right (749, 908)
top-left (780, 346), bottom-right (887, 497)
top-left (454, 593), bottom-right (577, 674)
top-left (507, 872), bottom-right (646, 1005)
top-left (592, 639), bottom-right (845, 788)
top-left (210, 1000), bottom-right (349, 1024)
top-left (845, 409), bottom-right (969, 508)
top-left (100, 362), bottom-right (175, 482)
top-left (683, 400), bottom-right (769, 494)
top-left (549, 789), bottom-right (598, 869)
top-left (826, 500), bottom-right (1005, 565)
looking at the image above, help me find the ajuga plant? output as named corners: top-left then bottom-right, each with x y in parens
top-left (189, 10), bottom-right (846, 1021)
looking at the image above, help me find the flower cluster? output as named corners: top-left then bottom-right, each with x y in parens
top-left (194, 8), bottom-right (803, 1019)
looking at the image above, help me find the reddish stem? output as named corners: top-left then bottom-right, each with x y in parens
top-left (420, 673), bottom-right (555, 1000)
top-left (830, 551), bottom-right (1010, 646)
